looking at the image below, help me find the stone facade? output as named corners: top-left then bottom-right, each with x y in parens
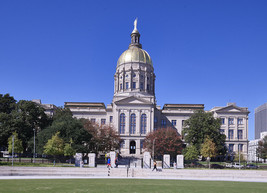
top-left (209, 103), bottom-right (249, 159)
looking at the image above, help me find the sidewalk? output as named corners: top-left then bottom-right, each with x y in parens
top-left (0, 167), bottom-right (267, 183)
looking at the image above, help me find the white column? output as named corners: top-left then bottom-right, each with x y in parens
top-left (136, 110), bottom-right (141, 134)
top-left (126, 110), bottom-right (130, 135)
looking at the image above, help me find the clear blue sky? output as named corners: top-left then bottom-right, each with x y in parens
top-left (1, 0), bottom-right (267, 140)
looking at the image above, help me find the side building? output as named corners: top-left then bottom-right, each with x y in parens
top-left (32, 99), bottom-right (57, 117)
top-left (209, 103), bottom-right (249, 160)
top-left (255, 103), bottom-right (267, 139)
top-left (248, 132), bottom-right (267, 162)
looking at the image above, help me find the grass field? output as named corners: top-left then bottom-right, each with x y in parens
top-left (0, 179), bottom-right (266, 193)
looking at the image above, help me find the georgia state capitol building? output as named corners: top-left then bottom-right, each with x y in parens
top-left (63, 20), bottom-right (249, 159)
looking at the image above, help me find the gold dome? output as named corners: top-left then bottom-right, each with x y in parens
top-left (117, 46), bottom-right (153, 67)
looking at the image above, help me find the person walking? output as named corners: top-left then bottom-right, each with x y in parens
top-left (152, 160), bottom-right (157, 171)
top-left (107, 157), bottom-right (111, 168)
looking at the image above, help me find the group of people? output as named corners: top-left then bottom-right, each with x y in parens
top-left (107, 157), bottom-right (119, 168)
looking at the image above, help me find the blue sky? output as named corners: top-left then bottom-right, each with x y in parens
top-left (1, 0), bottom-right (267, 140)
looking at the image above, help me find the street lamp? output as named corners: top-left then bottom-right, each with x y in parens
top-left (152, 138), bottom-right (157, 161)
top-left (33, 128), bottom-right (36, 163)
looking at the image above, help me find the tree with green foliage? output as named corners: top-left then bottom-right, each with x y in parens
top-left (0, 94), bottom-right (17, 150)
top-left (64, 139), bottom-right (76, 157)
top-left (0, 96), bottom-right (50, 153)
top-left (182, 110), bottom-right (226, 157)
top-left (144, 127), bottom-right (183, 159)
top-left (8, 132), bottom-right (23, 155)
top-left (200, 136), bottom-right (217, 168)
top-left (43, 132), bottom-right (64, 157)
top-left (37, 108), bottom-right (92, 155)
top-left (183, 145), bottom-right (199, 161)
top-left (257, 136), bottom-right (267, 162)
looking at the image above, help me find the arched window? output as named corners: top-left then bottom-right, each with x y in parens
top-left (120, 113), bottom-right (125, 134)
top-left (140, 114), bottom-right (147, 134)
top-left (130, 113), bottom-right (136, 134)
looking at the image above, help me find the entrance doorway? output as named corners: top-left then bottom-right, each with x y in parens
top-left (130, 141), bottom-right (136, 154)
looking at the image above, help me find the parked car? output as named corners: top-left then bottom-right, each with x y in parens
top-left (225, 163), bottom-right (233, 168)
top-left (232, 163), bottom-right (244, 169)
top-left (211, 164), bottom-right (224, 169)
top-left (246, 164), bottom-right (258, 169)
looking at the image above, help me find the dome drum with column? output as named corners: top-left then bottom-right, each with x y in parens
top-left (114, 19), bottom-right (155, 100)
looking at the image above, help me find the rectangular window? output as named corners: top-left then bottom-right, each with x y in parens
top-left (238, 144), bottom-right (243, 152)
top-left (132, 82), bottom-right (136, 89)
top-left (120, 140), bottom-right (125, 148)
top-left (229, 144), bottom-right (234, 152)
top-left (228, 129), bottom-right (234, 139)
top-left (91, 118), bottom-right (96, 124)
top-left (228, 118), bottom-right (234, 125)
top-left (171, 120), bottom-right (176, 126)
top-left (101, 119), bottom-right (106, 125)
top-left (220, 129), bottom-right (225, 134)
top-left (161, 119), bottom-right (166, 127)
top-left (238, 118), bottom-right (243, 125)
top-left (238, 130), bottom-right (243, 139)
top-left (221, 118), bottom-right (225, 125)
top-left (120, 83), bottom-right (122, 90)
top-left (147, 84), bottom-right (149, 91)
top-left (126, 82), bottom-right (129, 89)
top-left (140, 82), bottom-right (144, 90)
top-left (110, 116), bottom-right (113, 123)
top-left (182, 120), bottom-right (185, 126)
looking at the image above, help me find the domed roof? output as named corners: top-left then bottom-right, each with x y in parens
top-left (117, 46), bottom-right (153, 67)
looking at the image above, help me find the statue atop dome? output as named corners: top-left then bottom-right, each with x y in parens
top-left (134, 18), bottom-right (138, 31)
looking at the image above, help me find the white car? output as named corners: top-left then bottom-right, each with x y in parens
top-left (232, 163), bottom-right (244, 169)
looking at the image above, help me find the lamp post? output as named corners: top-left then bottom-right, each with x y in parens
top-left (12, 135), bottom-right (14, 167)
top-left (152, 138), bottom-right (156, 161)
top-left (33, 128), bottom-right (36, 163)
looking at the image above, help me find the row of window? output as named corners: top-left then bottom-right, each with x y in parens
top-left (154, 117), bottom-right (184, 128)
top-left (90, 116), bottom-right (113, 125)
top-left (120, 73), bottom-right (151, 80)
top-left (119, 113), bottom-right (147, 134)
top-left (220, 129), bottom-right (243, 139)
top-left (119, 82), bottom-right (151, 91)
top-left (221, 118), bottom-right (244, 125)
top-left (228, 144), bottom-right (243, 152)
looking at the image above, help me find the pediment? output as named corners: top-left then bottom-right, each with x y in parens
top-left (216, 105), bottom-right (243, 113)
top-left (115, 96), bottom-right (152, 105)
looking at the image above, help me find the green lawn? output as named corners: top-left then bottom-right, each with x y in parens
top-left (0, 179), bottom-right (266, 193)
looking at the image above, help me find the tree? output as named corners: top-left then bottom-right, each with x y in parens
top-left (257, 136), bottom-right (267, 162)
top-left (0, 93), bottom-right (16, 114)
top-left (43, 132), bottom-right (64, 157)
top-left (82, 119), bottom-right (121, 154)
top-left (37, 108), bottom-right (92, 155)
top-left (8, 132), bottom-right (23, 155)
top-left (64, 139), bottom-right (76, 157)
top-left (144, 127), bottom-right (183, 159)
top-left (183, 145), bottom-right (199, 161)
top-left (10, 100), bottom-right (50, 152)
top-left (200, 136), bottom-right (217, 168)
top-left (182, 110), bottom-right (226, 156)
top-left (0, 94), bottom-right (16, 150)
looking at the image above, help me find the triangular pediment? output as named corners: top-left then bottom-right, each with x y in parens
top-left (115, 96), bottom-right (152, 105)
top-left (216, 105), bottom-right (243, 113)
